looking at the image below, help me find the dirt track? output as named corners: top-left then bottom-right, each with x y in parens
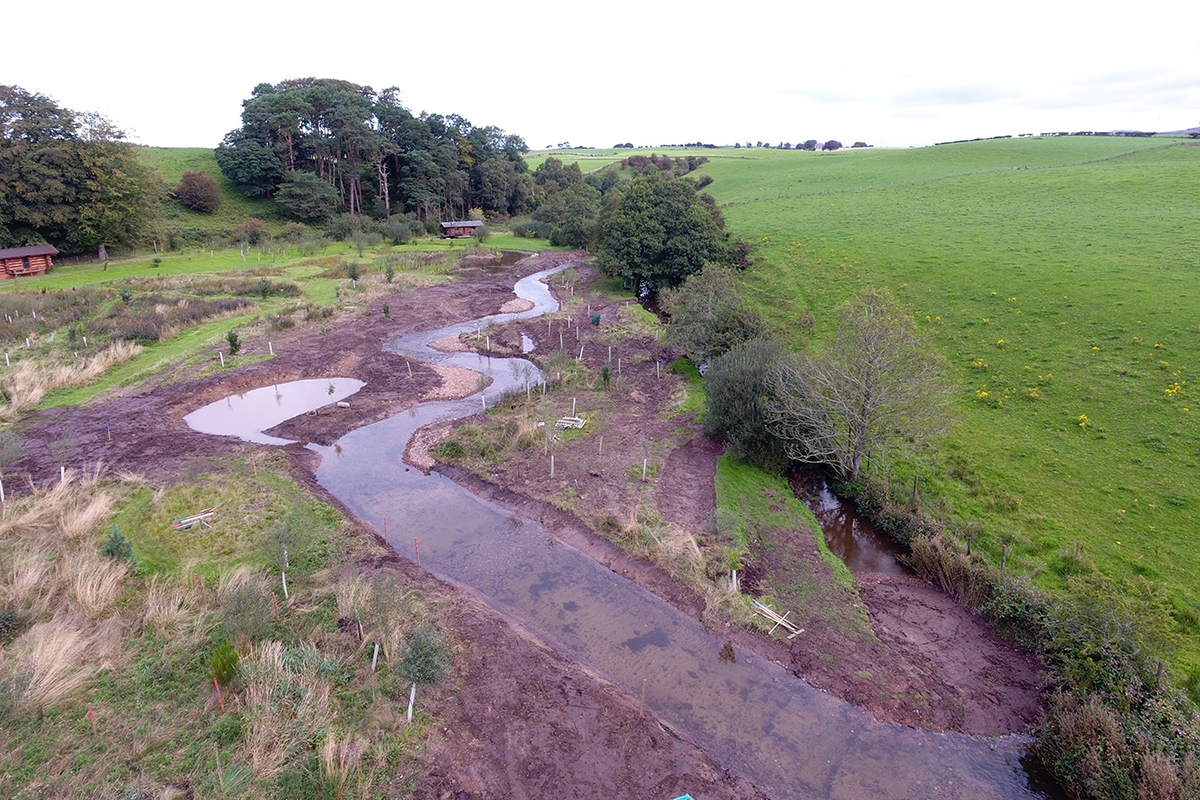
top-left (9, 250), bottom-right (1045, 796)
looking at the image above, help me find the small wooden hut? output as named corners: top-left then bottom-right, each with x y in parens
top-left (440, 221), bottom-right (484, 238)
top-left (0, 244), bottom-right (57, 279)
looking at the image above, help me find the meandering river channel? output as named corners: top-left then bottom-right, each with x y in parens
top-left (189, 261), bottom-right (1047, 800)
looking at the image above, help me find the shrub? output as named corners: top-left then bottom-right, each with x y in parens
top-left (0, 608), bottom-right (29, 646)
top-left (510, 220), bottom-right (553, 239)
top-left (99, 527), bottom-right (135, 564)
top-left (345, 262), bottom-right (361, 282)
top-left (225, 329), bottom-right (241, 355)
top-left (704, 339), bottom-right (789, 472)
top-left (399, 627), bottom-right (451, 685)
top-left (220, 583), bottom-right (273, 646)
top-left (383, 264), bottom-right (395, 283)
top-left (207, 640), bottom-right (241, 687)
top-left (176, 171), bottom-right (221, 213)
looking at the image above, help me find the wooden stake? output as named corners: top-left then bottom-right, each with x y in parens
top-left (106, 422), bottom-right (111, 441)
top-left (639, 679), bottom-right (646, 718)
top-left (383, 517), bottom-right (388, 545)
top-left (407, 360), bottom-right (413, 378)
top-left (415, 538), bottom-right (420, 568)
top-left (598, 436), bottom-right (602, 456)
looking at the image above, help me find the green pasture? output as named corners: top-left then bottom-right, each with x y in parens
top-left (139, 146), bottom-right (275, 231)
top-left (702, 136), bottom-right (1200, 668)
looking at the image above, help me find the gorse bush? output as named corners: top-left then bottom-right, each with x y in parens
top-left (703, 339), bottom-right (789, 473)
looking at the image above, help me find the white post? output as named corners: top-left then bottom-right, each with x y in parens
top-left (481, 394), bottom-right (486, 412)
top-left (4, 354), bottom-right (8, 366)
top-left (572, 397), bottom-right (576, 415)
top-left (407, 683), bottom-right (416, 722)
top-left (83, 336), bottom-right (87, 348)
top-left (560, 332), bottom-right (563, 350)
top-left (60, 466), bottom-right (65, 484)
top-left (578, 344), bottom-right (584, 361)
top-left (608, 346), bottom-right (612, 361)
top-left (281, 571), bottom-right (289, 600)
top-left (268, 342), bottom-right (273, 355)
top-left (656, 361), bottom-right (661, 378)
top-left (618, 358), bottom-right (622, 376)
top-left (219, 352), bottom-right (225, 367)
top-left (0, 476), bottom-right (5, 503)
top-left (642, 459), bottom-right (648, 481)
top-left (732, 569), bottom-right (738, 592)
top-left (371, 642), bottom-right (379, 672)
top-left (550, 454), bottom-right (555, 478)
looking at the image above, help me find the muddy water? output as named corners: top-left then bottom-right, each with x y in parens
top-left (201, 263), bottom-right (1046, 799)
top-left (794, 471), bottom-right (909, 577)
top-left (184, 378), bottom-right (365, 444)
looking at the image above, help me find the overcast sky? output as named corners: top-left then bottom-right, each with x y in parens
top-left (7, 0), bottom-right (1197, 150)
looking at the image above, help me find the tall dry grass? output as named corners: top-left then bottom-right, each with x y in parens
top-left (5, 622), bottom-right (95, 711)
top-left (0, 341), bottom-right (142, 422)
top-left (320, 733), bottom-right (367, 798)
top-left (242, 641), bottom-right (334, 779)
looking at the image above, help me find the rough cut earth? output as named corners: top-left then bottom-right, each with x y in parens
top-left (8, 249), bottom-right (1046, 797)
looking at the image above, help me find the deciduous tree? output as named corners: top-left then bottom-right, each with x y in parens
top-left (768, 288), bottom-right (953, 481)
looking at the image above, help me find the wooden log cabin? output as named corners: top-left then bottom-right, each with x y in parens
top-left (440, 220), bottom-right (484, 238)
top-left (0, 244), bottom-right (57, 279)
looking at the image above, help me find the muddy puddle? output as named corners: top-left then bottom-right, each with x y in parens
top-left (184, 378), bottom-right (365, 445)
top-left (197, 263), bottom-right (1048, 799)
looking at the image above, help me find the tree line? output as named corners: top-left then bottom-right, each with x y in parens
top-left (215, 79), bottom-right (531, 223)
top-left (0, 85), bottom-right (158, 257)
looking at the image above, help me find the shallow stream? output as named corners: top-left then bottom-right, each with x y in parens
top-left (194, 262), bottom-right (1048, 799)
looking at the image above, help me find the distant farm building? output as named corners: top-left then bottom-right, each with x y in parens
top-left (440, 220), bottom-right (484, 238)
top-left (0, 244), bottom-right (57, 279)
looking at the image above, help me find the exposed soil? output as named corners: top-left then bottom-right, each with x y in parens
top-left (8, 250), bottom-right (1045, 796)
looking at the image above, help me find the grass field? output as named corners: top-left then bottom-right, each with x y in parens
top-left (693, 136), bottom-right (1200, 672)
top-left (139, 147), bottom-right (276, 234)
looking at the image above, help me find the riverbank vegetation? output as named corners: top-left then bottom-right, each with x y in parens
top-left (628, 135), bottom-right (1200, 799)
top-left (0, 450), bottom-right (453, 798)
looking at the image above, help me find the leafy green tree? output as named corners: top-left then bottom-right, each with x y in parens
top-left (705, 339), bottom-right (790, 472)
top-left (0, 86), bottom-right (158, 255)
top-left (594, 173), bottom-right (726, 292)
top-left (274, 171), bottom-right (339, 223)
top-left (214, 130), bottom-right (283, 198)
top-left (768, 288), bottom-right (953, 481)
top-left (822, 140), bottom-right (843, 151)
top-left (661, 263), bottom-right (766, 361)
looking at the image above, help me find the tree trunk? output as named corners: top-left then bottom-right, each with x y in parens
top-left (98, 244), bottom-right (108, 262)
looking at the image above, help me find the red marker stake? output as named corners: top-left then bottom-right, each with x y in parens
top-left (194, 573), bottom-right (201, 591)
top-left (273, 592), bottom-right (279, 614)
top-left (213, 678), bottom-right (224, 711)
top-left (415, 538), bottom-right (420, 568)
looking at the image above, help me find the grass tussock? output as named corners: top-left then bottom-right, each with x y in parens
top-left (242, 641), bottom-right (334, 779)
top-left (0, 342), bottom-right (142, 422)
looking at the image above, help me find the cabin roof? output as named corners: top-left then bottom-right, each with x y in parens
top-left (440, 221), bottom-right (484, 228)
top-left (0, 244), bottom-right (58, 259)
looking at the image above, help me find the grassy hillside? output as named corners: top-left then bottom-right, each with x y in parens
top-left (699, 137), bottom-right (1200, 672)
top-left (139, 146), bottom-right (275, 235)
